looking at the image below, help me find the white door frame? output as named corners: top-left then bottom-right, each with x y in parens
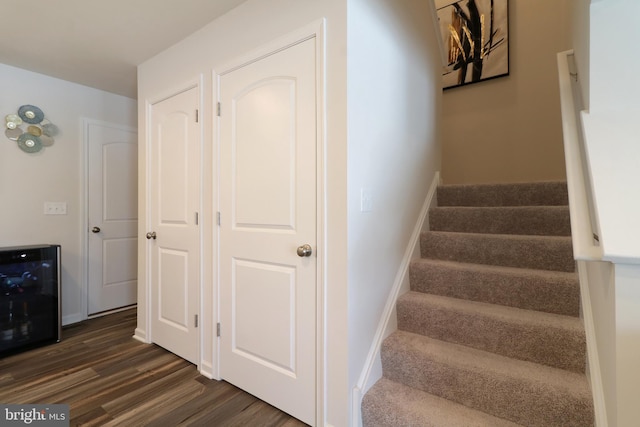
top-left (82, 118), bottom-right (138, 323)
top-left (213, 19), bottom-right (326, 425)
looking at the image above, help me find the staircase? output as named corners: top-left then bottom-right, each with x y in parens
top-left (362, 181), bottom-right (594, 426)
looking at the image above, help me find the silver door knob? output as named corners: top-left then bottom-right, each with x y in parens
top-left (297, 244), bottom-right (312, 257)
top-left (91, 226), bottom-right (101, 233)
top-left (146, 231), bottom-right (157, 240)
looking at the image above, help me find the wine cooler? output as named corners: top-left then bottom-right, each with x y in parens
top-left (0, 244), bottom-right (61, 356)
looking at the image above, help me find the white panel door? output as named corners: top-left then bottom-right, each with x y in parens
top-left (149, 86), bottom-right (200, 365)
top-left (219, 38), bottom-right (317, 425)
top-left (87, 120), bottom-right (138, 315)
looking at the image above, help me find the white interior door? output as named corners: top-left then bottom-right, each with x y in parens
top-left (219, 38), bottom-right (317, 425)
top-left (148, 86), bottom-right (201, 365)
top-left (87, 120), bottom-right (138, 316)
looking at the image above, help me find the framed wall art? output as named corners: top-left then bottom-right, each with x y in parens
top-left (435, 0), bottom-right (509, 90)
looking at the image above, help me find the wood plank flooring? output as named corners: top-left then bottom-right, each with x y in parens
top-left (0, 309), bottom-right (308, 427)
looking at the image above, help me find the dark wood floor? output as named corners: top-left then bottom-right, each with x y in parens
top-left (0, 309), bottom-right (308, 427)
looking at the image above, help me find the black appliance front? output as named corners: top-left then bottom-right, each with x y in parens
top-left (0, 244), bottom-right (61, 356)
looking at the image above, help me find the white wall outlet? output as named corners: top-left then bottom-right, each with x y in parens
top-left (360, 188), bottom-right (373, 213)
top-left (44, 202), bottom-right (67, 215)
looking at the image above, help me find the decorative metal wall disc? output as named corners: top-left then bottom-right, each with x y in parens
top-left (17, 133), bottom-right (43, 153)
top-left (41, 122), bottom-right (58, 137)
top-left (18, 105), bottom-right (44, 124)
top-left (40, 135), bottom-right (54, 146)
top-left (27, 125), bottom-right (43, 136)
top-left (5, 128), bottom-right (22, 140)
top-left (5, 114), bottom-right (22, 128)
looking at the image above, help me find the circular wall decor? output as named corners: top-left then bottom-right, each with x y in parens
top-left (4, 105), bottom-right (58, 153)
top-left (17, 133), bottom-right (43, 153)
top-left (5, 128), bottom-right (22, 141)
top-left (5, 114), bottom-right (22, 129)
top-left (18, 105), bottom-right (45, 124)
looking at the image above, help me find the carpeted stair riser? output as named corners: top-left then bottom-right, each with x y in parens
top-left (362, 378), bottom-right (522, 427)
top-left (421, 231), bottom-right (575, 272)
top-left (362, 181), bottom-right (594, 426)
top-left (436, 181), bottom-right (569, 207)
top-left (396, 292), bottom-right (586, 372)
top-left (409, 259), bottom-right (580, 317)
top-left (381, 331), bottom-right (594, 427)
top-left (429, 206), bottom-right (571, 236)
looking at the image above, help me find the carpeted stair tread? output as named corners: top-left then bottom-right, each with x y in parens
top-left (362, 377), bottom-right (523, 427)
top-left (429, 205), bottom-right (571, 236)
top-left (361, 180), bottom-right (593, 426)
top-left (396, 292), bottom-right (586, 372)
top-left (437, 181), bottom-right (569, 207)
top-left (421, 231), bottom-right (575, 272)
top-left (409, 259), bottom-right (580, 316)
top-left (381, 331), bottom-right (594, 427)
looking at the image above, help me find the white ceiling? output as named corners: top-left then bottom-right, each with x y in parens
top-left (0, 0), bottom-right (248, 99)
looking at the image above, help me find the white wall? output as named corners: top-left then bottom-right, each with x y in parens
top-left (0, 63), bottom-right (136, 325)
top-left (345, 0), bottom-right (441, 423)
top-left (137, 1), bottom-right (349, 425)
top-left (566, 1), bottom-right (640, 425)
top-left (584, 0), bottom-right (640, 263)
top-left (138, 1), bottom-right (442, 425)
top-left (589, 0), bottom-right (640, 115)
top-left (583, 1), bottom-right (640, 425)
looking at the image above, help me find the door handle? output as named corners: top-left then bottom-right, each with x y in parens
top-left (91, 226), bottom-right (101, 233)
top-left (297, 244), bottom-right (312, 257)
top-left (146, 231), bottom-right (157, 240)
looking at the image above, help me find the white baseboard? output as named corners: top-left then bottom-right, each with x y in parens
top-left (577, 261), bottom-right (608, 427)
top-left (133, 328), bottom-right (149, 343)
top-left (199, 361), bottom-right (216, 380)
top-left (87, 304), bottom-right (136, 319)
top-left (351, 171), bottom-right (440, 427)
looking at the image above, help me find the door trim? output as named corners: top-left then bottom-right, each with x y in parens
top-left (214, 19), bottom-right (326, 425)
top-left (136, 77), bottom-right (205, 370)
top-left (82, 118), bottom-right (138, 323)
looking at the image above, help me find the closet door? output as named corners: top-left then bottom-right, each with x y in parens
top-left (148, 86), bottom-right (201, 364)
top-left (218, 37), bottom-right (318, 425)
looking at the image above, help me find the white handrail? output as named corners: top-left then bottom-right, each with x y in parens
top-left (557, 50), bottom-right (603, 261)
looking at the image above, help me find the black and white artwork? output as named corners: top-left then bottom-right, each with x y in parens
top-left (436, 0), bottom-right (509, 89)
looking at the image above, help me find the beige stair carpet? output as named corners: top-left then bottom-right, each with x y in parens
top-left (362, 181), bottom-right (594, 427)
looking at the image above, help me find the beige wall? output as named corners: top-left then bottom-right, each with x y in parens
top-left (441, 0), bottom-right (572, 184)
top-left (570, 0), bottom-right (590, 110)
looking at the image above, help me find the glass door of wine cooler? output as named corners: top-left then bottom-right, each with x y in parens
top-left (0, 244), bottom-right (61, 356)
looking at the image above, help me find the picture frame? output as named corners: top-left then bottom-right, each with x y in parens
top-left (435, 0), bottom-right (510, 90)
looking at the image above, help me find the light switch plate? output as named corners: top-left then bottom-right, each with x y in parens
top-left (44, 202), bottom-right (67, 215)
